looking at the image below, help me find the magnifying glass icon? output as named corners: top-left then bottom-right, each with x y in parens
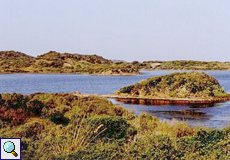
top-left (3, 141), bottom-right (18, 157)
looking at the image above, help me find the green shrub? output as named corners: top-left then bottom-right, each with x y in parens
top-left (119, 86), bottom-right (135, 93)
top-left (61, 141), bottom-right (123, 160)
top-left (50, 112), bottom-right (70, 125)
top-left (26, 100), bottom-right (44, 116)
top-left (86, 115), bottom-right (136, 141)
top-left (125, 134), bottom-right (177, 159)
top-left (0, 93), bottom-right (28, 109)
top-left (137, 113), bottom-right (159, 132)
top-left (176, 129), bottom-right (227, 157)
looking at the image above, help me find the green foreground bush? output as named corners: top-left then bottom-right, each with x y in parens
top-left (86, 115), bottom-right (136, 141)
top-left (0, 93), bottom-right (230, 159)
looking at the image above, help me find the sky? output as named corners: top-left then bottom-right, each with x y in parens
top-left (0, 0), bottom-right (230, 62)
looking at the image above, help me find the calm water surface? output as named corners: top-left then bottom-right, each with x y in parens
top-left (0, 70), bottom-right (230, 128)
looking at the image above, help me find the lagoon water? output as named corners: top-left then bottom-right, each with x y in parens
top-left (1, 70), bottom-right (230, 128)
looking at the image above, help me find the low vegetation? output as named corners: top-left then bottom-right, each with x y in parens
top-left (143, 60), bottom-right (230, 70)
top-left (0, 51), bottom-right (140, 75)
top-left (1, 51), bottom-right (230, 76)
top-left (116, 72), bottom-right (228, 99)
top-left (0, 93), bottom-right (230, 159)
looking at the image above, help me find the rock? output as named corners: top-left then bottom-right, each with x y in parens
top-left (75, 91), bottom-right (81, 95)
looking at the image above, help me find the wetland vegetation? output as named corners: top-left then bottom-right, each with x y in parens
top-left (0, 93), bottom-right (230, 159)
top-left (1, 51), bottom-right (230, 159)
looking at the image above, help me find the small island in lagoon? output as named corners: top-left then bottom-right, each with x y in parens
top-left (113, 72), bottom-right (230, 105)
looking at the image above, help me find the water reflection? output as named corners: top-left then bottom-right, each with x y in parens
top-left (109, 98), bottom-right (230, 128)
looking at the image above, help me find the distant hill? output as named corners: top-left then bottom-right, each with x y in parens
top-left (37, 51), bottom-right (112, 64)
top-left (116, 72), bottom-right (228, 99)
top-left (0, 51), bottom-right (140, 75)
top-left (0, 51), bottom-right (33, 59)
top-left (0, 51), bottom-right (35, 72)
top-left (143, 60), bottom-right (230, 70)
top-left (1, 51), bottom-right (230, 74)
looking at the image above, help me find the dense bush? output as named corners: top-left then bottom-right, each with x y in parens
top-left (125, 134), bottom-right (177, 159)
top-left (0, 93), bottom-right (131, 126)
top-left (176, 129), bottom-right (230, 159)
top-left (0, 93), bottom-right (230, 159)
top-left (62, 141), bottom-right (123, 160)
top-left (50, 112), bottom-right (70, 125)
top-left (86, 115), bottom-right (136, 141)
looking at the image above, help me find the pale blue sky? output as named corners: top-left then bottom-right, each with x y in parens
top-left (0, 0), bottom-right (230, 62)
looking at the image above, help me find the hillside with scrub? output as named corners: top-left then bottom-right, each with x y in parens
top-left (1, 51), bottom-right (230, 75)
top-left (143, 60), bottom-right (230, 70)
top-left (116, 72), bottom-right (229, 99)
top-left (0, 51), bottom-right (142, 75)
top-left (0, 93), bottom-right (230, 159)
